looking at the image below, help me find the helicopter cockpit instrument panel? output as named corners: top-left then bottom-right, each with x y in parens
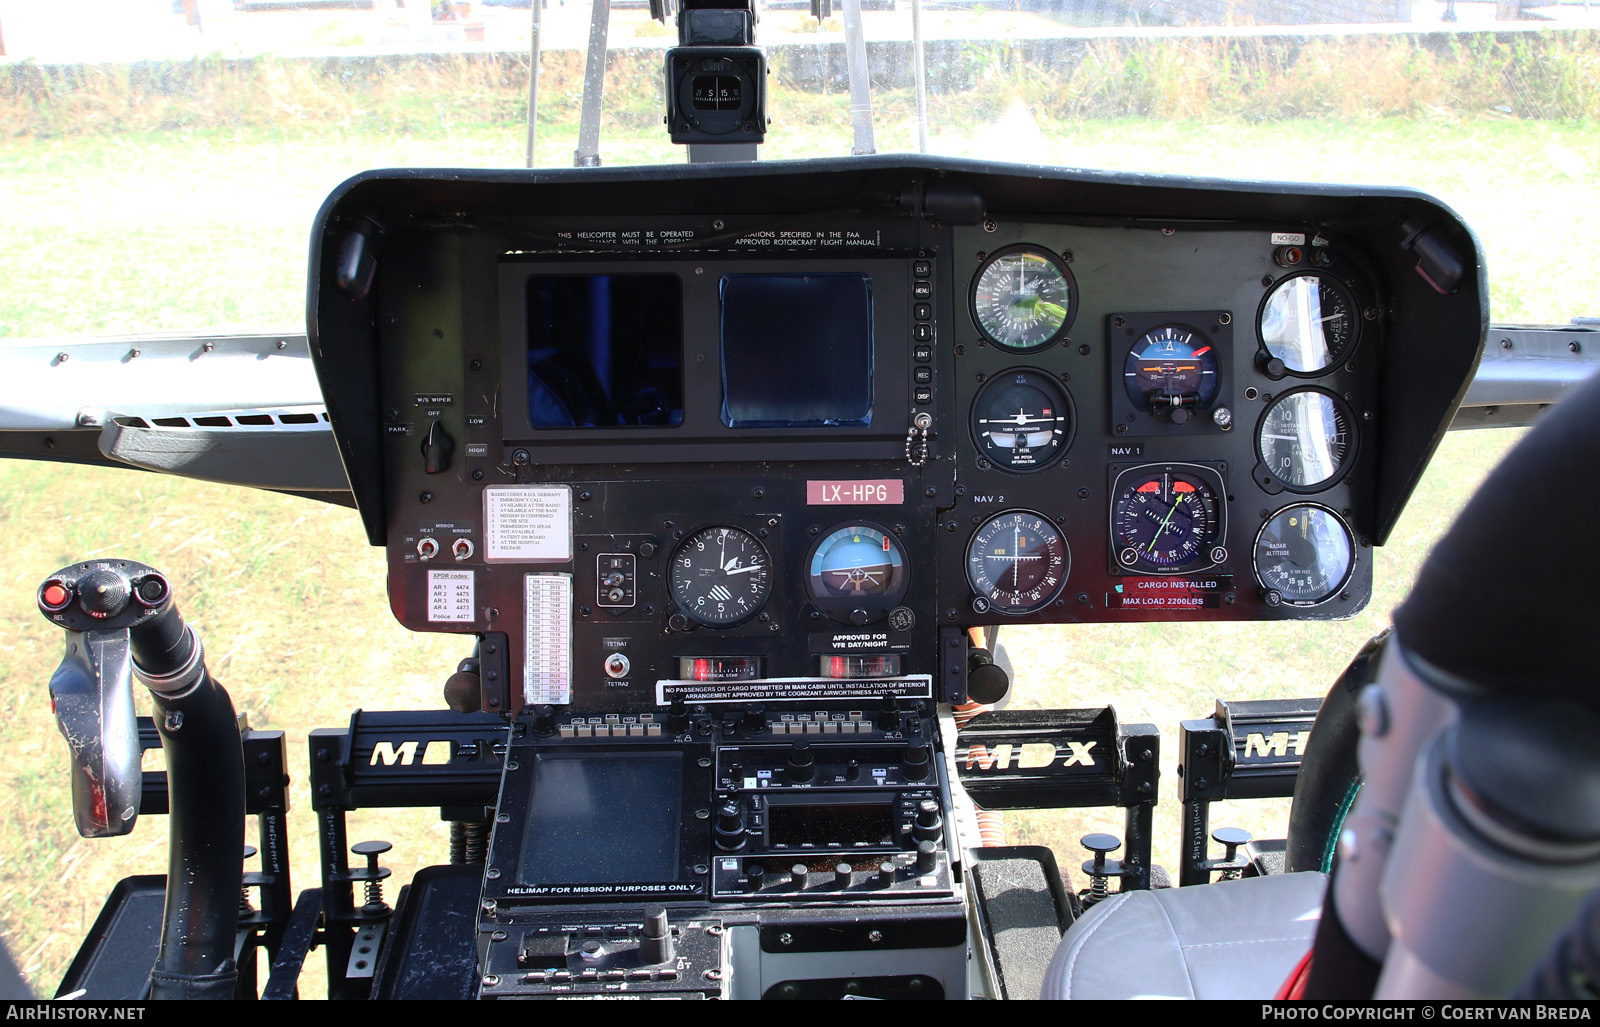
top-left (307, 156), bottom-right (1481, 998)
top-left (311, 157), bottom-right (1482, 719)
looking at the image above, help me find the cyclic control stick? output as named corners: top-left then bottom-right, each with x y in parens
top-left (38, 559), bottom-right (244, 1000)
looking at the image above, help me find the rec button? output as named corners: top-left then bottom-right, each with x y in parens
top-left (913, 367), bottom-right (933, 385)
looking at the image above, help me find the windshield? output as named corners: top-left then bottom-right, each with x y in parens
top-left (1, 0), bottom-right (1594, 996)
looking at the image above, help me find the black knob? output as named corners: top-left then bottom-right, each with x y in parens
top-left (916, 840), bottom-right (938, 875)
top-left (639, 540), bottom-right (658, 559)
top-left (714, 799), bottom-right (747, 852)
top-left (901, 744), bottom-right (930, 781)
top-left (849, 608), bottom-right (870, 626)
top-left (642, 906), bottom-right (674, 965)
top-left (844, 759), bottom-right (862, 782)
top-left (742, 703), bottom-right (767, 734)
top-left (77, 567), bottom-right (129, 619)
top-left (1256, 352), bottom-right (1287, 377)
top-left (1080, 832), bottom-right (1123, 877)
top-left (532, 704), bottom-right (556, 736)
top-left (877, 861), bottom-right (897, 887)
top-left (834, 863), bottom-right (853, 888)
top-left (877, 693), bottom-right (900, 731)
top-left (744, 862), bottom-right (766, 893)
top-left (787, 739), bottom-right (816, 783)
top-left (1212, 826), bottom-right (1252, 862)
top-left (668, 698), bottom-right (690, 734)
top-left (912, 799), bottom-right (943, 842)
top-left (791, 863), bottom-right (810, 890)
top-left (134, 575), bottom-right (169, 607)
top-left (966, 648), bottom-right (1010, 705)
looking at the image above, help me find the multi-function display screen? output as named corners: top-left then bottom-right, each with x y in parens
top-left (519, 753), bottom-right (684, 885)
top-left (525, 274), bottom-right (684, 428)
top-left (720, 273), bottom-right (874, 428)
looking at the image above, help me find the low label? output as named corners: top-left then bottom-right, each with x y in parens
top-left (1105, 576), bottom-right (1231, 610)
top-left (426, 569), bottom-right (475, 623)
top-left (657, 674), bottom-right (932, 705)
top-left (484, 486), bottom-right (571, 562)
top-left (806, 479), bottom-right (904, 505)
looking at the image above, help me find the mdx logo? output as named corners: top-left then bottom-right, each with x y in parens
top-left (1241, 729), bottom-right (1311, 759)
top-left (959, 740), bottom-right (1098, 771)
top-left (369, 740), bottom-right (453, 767)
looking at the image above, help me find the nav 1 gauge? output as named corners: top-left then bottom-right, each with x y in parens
top-left (1110, 465), bottom-right (1226, 574)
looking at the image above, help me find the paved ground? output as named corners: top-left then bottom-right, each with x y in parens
top-left (2, 0), bottom-right (1597, 63)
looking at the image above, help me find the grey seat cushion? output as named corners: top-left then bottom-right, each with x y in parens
top-left (1040, 871), bottom-right (1326, 1000)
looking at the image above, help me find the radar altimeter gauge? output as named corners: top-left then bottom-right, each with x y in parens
top-left (965, 510), bottom-right (1070, 615)
top-left (1111, 465), bottom-right (1226, 574)
top-left (970, 369), bottom-right (1075, 472)
top-left (669, 525), bottom-right (772, 627)
top-left (1253, 505), bottom-right (1355, 607)
top-left (805, 522), bottom-right (910, 625)
top-left (971, 245), bottom-right (1077, 351)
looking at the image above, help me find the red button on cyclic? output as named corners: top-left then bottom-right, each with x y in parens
top-left (42, 582), bottom-right (71, 609)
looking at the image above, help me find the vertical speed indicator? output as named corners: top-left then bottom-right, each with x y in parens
top-left (965, 510), bottom-right (1070, 615)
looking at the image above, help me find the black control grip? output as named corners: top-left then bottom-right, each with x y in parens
top-left (1393, 369), bottom-right (1600, 705)
top-left (40, 559), bottom-right (193, 679)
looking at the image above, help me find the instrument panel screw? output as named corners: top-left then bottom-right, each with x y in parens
top-left (420, 491), bottom-right (433, 504)
top-left (482, 975), bottom-right (500, 987)
top-left (202, 342), bottom-right (214, 353)
top-left (1571, 341), bottom-right (1583, 353)
top-left (469, 358), bottom-right (482, 370)
top-left (486, 868), bottom-right (500, 879)
top-left (1161, 227), bottom-right (1175, 236)
top-left (497, 813), bottom-right (510, 823)
top-left (1218, 313), bottom-right (1232, 325)
top-left (704, 968), bottom-right (722, 981)
top-left (706, 925), bottom-right (724, 937)
top-left (1114, 424), bottom-right (1127, 435)
top-left (512, 449), bottom-right (530, 465)
top-left (472, 469), bottom-right (484, 481)
top-left (753, 487), bottom-right (765, 499)
top-left (1077, 593), bottom-right (1089, 605)
top-left (578, 490), bottom-right (591, 502)
top-left (492, 931), bottom-right (507, 942)
top-left (482, 900), bottom-right (497, 915)
top-left (867, 931), bottom-right (884, 943)
top-left (129, 348), bottom-right (141, 359)
top-left (808, 525), bottom-right (820, 535)
top-left (982, 219), bottom-right (996, 232)
top-left (778, 933), bottom-right (793, 947)
top-left (924, 487), bottom-right (937, 498)
top-left (945, 522), bottom-right (957, 532)
top-left (1262, 275), bottom-right (1275, 287)
top-left (712, 219), bottom-right (725, 230)
top-left (276, 339), bottom-right (288, 350)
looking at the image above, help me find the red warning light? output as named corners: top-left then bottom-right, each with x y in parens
top-left (1174, 481), bottom-right (1196, 493)
top-left (692, 658), bottom-right (710, 682)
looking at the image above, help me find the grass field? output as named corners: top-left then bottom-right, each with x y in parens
top-left (0, 48), bottom-right (1594, 993)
